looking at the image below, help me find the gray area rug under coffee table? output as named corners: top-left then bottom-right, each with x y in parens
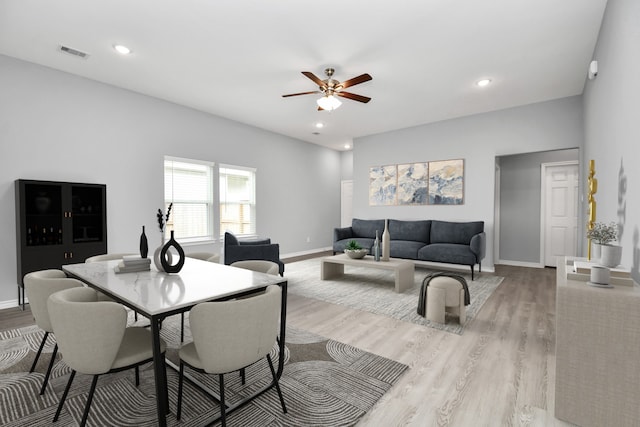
top-left (285, 258), bottom-right (504, 335)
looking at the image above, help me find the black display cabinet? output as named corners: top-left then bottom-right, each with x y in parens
top-left (15, 179), bottom-right (107, 309)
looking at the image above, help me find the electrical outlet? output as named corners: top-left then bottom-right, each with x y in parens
top-left (306, 236), bottom-right (311, 243)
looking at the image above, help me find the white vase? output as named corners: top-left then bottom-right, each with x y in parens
top-left (600, 244), bottom-right (622, 268)
top-left (590, 265), bottom-right (610, 285)
top-left (590, 242), bottom-right (602, 262)
top-left (382, 219), bottom-right (390, 261)
top-left (153, 234), bottom-right (172, 272)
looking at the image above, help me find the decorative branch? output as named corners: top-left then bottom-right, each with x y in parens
top-left (157, 202), bottom-right (173, 232)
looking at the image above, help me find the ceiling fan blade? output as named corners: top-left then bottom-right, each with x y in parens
top-left (282, 91), bottom-right (321, 98)
top-left (317, 106), bottom-right (324, 111)
top-left (336, 91), bottom-right (371, 103)
top-left (302, 71), bottom-right (327, 88)
top-left (339, 73), bottom-right (372, 89)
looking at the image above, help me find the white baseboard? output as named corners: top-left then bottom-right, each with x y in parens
top-left (281, 247), bottom-right (332, 260)
top-left (0, 298), bottom-right (27, 310)
top-left (496, 259), bottom-right (544, 268)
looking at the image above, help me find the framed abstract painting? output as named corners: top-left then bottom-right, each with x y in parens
top-left (369, 165), bottom-right (397, 205)
top-left (397, 162), bottom-right (428, 205)
top-left (428, 159), bottom-right (464, 205)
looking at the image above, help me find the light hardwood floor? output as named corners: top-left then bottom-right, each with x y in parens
top-left (0, 263), bottom-right (572, 427)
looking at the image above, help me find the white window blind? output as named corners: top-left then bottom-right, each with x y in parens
top-left (219, 165), bottom-right (256, 236)
top-left (164, 158), bottom-right (214, 241)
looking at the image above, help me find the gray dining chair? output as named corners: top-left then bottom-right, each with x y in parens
top-left (176, 252), bottom-right (221, 342)
top-left (23, 269), bottom-right (83, 395)
top-left (86, 253), bottom-right (140, 320)
top-left (228, 260), bottom-right (281, 384)
top-left (84, 253), bottom-right (137, 263)
top-left (174, 252), bottom-right (220, 342)
top-left (231, 260), bottom-right (280, 275)
top-left (186, 252), bottom-right (220, 263)
top-left (176, 285), bottom-right (287, 426)
top-left (48, 286), bottom-right (167, 427)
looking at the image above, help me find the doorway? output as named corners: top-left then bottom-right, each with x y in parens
top-left (540, 161), bottom-right (579, 267)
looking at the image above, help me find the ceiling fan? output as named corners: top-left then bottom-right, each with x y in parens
top-left (282, 68), bottom-right (372, 111)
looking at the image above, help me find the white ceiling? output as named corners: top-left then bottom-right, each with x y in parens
top-left (0, 0), bottom-right (607, 151)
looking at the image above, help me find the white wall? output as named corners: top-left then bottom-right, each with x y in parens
top-left (0, 55), bottom-right (341, 306)
top-left (353, 96), bottom-right (584, 270)
top-left (583, 0), bottom-right (640, 281)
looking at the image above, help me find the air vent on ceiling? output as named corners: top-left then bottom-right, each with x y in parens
top-left (59, 45), bottom-right (90, 59)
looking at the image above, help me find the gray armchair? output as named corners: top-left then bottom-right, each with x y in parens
top-left (224, 232), bottom-right (284, 276)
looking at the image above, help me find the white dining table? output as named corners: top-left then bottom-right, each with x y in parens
top-left (63, 257), bottom-right (288, 427)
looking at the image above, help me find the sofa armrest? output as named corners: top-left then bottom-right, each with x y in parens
top-left (239, 238), bottom-right (271, 245)
top-left (333, 226), bottom-right (353, 242)
top-left (470, 232), bottom-right (486, 262)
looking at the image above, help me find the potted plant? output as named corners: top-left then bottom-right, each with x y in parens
top-left (587, 221), bottom-right (621, 267)
top-left (344, 240), bottom-right (368, 259)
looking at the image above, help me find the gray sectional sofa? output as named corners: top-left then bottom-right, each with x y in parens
top-left (333, 218), bottom-right (486, 280)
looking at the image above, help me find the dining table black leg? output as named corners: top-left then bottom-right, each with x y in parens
top-left (151, 316), bottom-right (168, 426)
top-left (276, 281), bottom-right (287, 378)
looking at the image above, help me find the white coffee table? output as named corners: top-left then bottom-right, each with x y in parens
top-left (320, 253), bottom-right (415, 293)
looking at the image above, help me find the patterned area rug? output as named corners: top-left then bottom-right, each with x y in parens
top-left (0, 316), bottom-right (407, 426)
top-left (285, 258), bottom-right (504, 335)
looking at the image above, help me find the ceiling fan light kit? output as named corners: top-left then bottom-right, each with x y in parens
top-left (283, 67), bottom-right (372, 111)
top-left (317, 94), bottom-right (342, 111)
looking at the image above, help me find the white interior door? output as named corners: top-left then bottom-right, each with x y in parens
top-left (542, 162), bottom-right (579, 267)
top-left (341, 180), bottom-right (353, 227)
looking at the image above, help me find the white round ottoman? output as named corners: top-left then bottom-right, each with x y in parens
top-left (426, 276), bottom-right (466, 325)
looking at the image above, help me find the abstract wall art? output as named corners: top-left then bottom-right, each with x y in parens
top-left (397, 162), bottom-right (429, 205)
top-left (369, 159), bottom-right (464, 206)
top-left (369, 165), bottom-right (397, 206)
top-left (428, 159), bottom-right (464, 205)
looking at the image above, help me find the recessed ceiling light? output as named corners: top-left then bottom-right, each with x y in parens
top-left (344, 144), bottom-right (351, 149)
top-left (476, 79), bottom-right (492, 87)
top-left (113, 44), bottom-right (132, 55)
top-left (315, 122), bottom-right (324, 129)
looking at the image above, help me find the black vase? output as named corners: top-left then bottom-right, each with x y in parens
top-left (139, 226), bottom-right (148, 258)
top-left (160, 230), bottom-right (185, 273)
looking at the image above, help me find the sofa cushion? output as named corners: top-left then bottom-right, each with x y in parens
top-left (352, 218), bottom-right (385, 239)
top-left (389, 240), bottom-right (425, 259)
top-left (418, 243), bottom-right (477, 265)
top-left (388, 219), bottom-right (431, 243)
top-left (430, 220), bottom-right (484, 245)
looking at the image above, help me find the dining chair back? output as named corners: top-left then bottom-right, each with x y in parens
top-left (48, 287), bottom-right (166, 426)
top-left (85, 253), bottom-right (141, 319)
top-left (186, 252), bottom-right (221, 263)
top-left (176, 284), bottom-right (286, 425)
top-left (23, 269), bottom-right (83, 394)
top-left (85, 253), bottom-right (136, 262)
top-left (231, 260), bottom-right (280, 275)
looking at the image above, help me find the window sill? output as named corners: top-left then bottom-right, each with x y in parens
top-left (176, 237), bottom-right (219, 246)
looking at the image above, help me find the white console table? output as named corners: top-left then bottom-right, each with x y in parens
top-left (555, 257), bottom-right (640, 426)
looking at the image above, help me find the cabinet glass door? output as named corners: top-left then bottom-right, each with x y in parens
top-left (71, 186), bottom-right (104, 243)
top-left (24, 183), bottom-right (63, 246)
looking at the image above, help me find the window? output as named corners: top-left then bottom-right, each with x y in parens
top-left (219, 165), bottom-right (256, 236)
top-left (164, 157), bottom-right (214, 242)
top-left (163, 157), bottom-right (256, 242)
